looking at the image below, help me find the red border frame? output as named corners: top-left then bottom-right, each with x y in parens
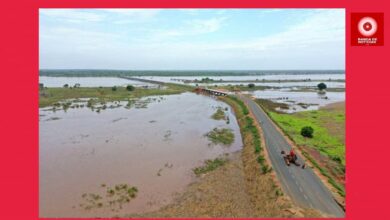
top-left (1, 0), bottom-right (389, 220)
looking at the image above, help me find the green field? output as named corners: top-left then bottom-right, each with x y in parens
top-left (268, 110), bottom-right (345, 165)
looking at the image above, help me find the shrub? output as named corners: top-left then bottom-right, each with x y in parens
top-left (317, 82), bottom-right (327, 91)
top-left (63, 84), bottom-right (69, 88)
top-left (112, 86), bottom-right (117, 91)
top-left (301, 126), bottom-right (314, 138)
top-left (126, 85), bottom-right (135, 91)
top-left (248, 83), bottom-right (255, 88)
top-left (262, 164), bottom-right (271, 174)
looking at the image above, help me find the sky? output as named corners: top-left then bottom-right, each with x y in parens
top-left (39, 9), bottom-right (345, 70)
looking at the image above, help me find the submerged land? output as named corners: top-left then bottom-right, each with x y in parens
top-left (39, 71), bottom-right (345, 218)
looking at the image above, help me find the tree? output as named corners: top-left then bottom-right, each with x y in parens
top-left (74, 83), bottom-right (81, 88)
top-left (63, 84), bottom-right (69, 88)
top-left (301, 126), bottom-right (314, 138)
top-left (126, 85), bottom-right (135, 91)
top-left (248, 83), bottom-right (255, 88)
top-left (112, 86), bottom-right (117, 91)
top-left (317, 82), bottom-right (327, 91)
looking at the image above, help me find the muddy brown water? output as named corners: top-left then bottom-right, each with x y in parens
top-left (39, 92), bottom-right (242, 218)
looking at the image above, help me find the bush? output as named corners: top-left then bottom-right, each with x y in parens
top-left (126, 85), bottom-right (135, 91)
top-left (248, 83), bottom-right (255, 88)
top-left (317, 82), bottom-right (327, 91)
top-left (112, 86), bottom-right (117, 91)
top-left (301, 126), bottom-right (314, 138)
top-left (63, 84), bottom-right (69, 88)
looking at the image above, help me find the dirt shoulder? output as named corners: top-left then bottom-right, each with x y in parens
top-left (320, 101), bottom-right (345, 111)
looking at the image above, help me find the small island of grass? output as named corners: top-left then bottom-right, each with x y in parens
top-left (206, 128), bottom-right (234, 145)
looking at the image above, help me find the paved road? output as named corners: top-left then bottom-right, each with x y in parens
top-left (241, 95), bottom-right (344, 217)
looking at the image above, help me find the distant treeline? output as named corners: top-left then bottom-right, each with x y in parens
top-left (39, 69), bottom-right (345, 77)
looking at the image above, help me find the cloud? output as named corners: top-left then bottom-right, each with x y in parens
top-left (151, 16), bottom-right (227, 39)
top-left (100, 9), bottom-right (161, 24)
top-left (39, 9), bottom-right (105, 23)
top-left (40, 9), bottom-right (161, 24)
top-left (39, 9), bottom-right (345, 70)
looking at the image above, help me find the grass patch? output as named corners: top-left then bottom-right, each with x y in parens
top-left (39, 85), bottom-right (186, 108)
top-left (193, 158), bottom-right (228, 176)
top-left (255, 98), bottom-right (289, 112)
top-left (220, 95), bottom-right (271, 175)
top-left (206, 128), bottom-right (235, 145)
top-left (79, 183), bottom-right (138, 212)
top-left (211, 107), bottom-right (226, 120)
top-left (268, 110), bottom-right (345, 165)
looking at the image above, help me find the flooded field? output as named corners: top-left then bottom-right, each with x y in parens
top-left (139, 74), bottom-right (345, 82)
top-left (39, 93), bottom-right (242, 218)
top-left (249, 89), bottom-right (345, 113)
top-left (139, 74), bottom-right (345, 87)
top-left (192, 81), bottom-right (345, 88)
top-left (39, 76), bottom-right (154, 88)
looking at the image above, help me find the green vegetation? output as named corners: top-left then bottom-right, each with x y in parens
top-left (301, 126), bottom-right (314, 138)
top-left (211, 107), bottom-right (226, 120)
top-left (248, 83), bottom-right (255, 88)
top-left (317, 82), bottom-right (327, 91)
top-left (206, 128), bottom-right (234, 145)
top-left (268, 110), bottom-right (345, 165)
top-left (255, 99), bottom-right (289, 112)
top-left (39, 86), bottom-right (185, 108)
top-left (193, 158), bottom-right (228, 176)
top-left (221, 95), bottom-right (271, 174)
top-left (197, 77), bottom-right (214, 83)
top-left (80, 183), bottom-right (138, 212)
top-left (227, 95), bottom-right (249, 115)
top-left (126, 85), bottom-right (135, 91)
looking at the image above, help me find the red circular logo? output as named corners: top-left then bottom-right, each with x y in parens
top-left (358, 17), bottom-right (377, 37)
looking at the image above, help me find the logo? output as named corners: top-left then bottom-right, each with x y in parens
top-left (351, 13), bottom-right (384, 46)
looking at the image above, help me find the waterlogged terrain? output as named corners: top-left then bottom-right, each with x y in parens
top-left (138, 74), bottom-right (345, 88)
top-left (249, 89), bottom-right (345, 113)
top-left (39, 76), bottom-right (154, 88)
top-left (39, 93), bottom-right (242, 218)
top-left (139, 74), bottom-right (345, 82)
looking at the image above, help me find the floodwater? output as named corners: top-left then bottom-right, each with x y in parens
top-left (192, 81), bottom-right (345, 88)
top-left (138, 74), bottom-right (345, 88)
top-left (39, 93), bottom-right (242, 218)
top-left (249, 89), bottom-right (345, 113)
top-left (139, 74), bottom-right (345, 82)
top-left (39, 76), bottom-right (154, 88)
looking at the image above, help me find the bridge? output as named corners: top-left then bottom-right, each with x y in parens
top-left (194, 87), bottom-right (228, 96)
top-left (119, 76), bottom-right (228, 96)
top-left (118, 76), bottom-right (165, 85)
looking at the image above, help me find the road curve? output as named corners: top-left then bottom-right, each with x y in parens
top-left (240, 95), bottom-right (344, 217)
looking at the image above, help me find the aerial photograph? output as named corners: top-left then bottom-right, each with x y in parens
top-left (39, 9), bottom-right (345, 218)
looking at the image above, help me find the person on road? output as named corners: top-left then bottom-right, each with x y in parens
top-left (290, 149), bottom-right (295, 157)
top-left (290, 149), bottom-right (297, 161)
